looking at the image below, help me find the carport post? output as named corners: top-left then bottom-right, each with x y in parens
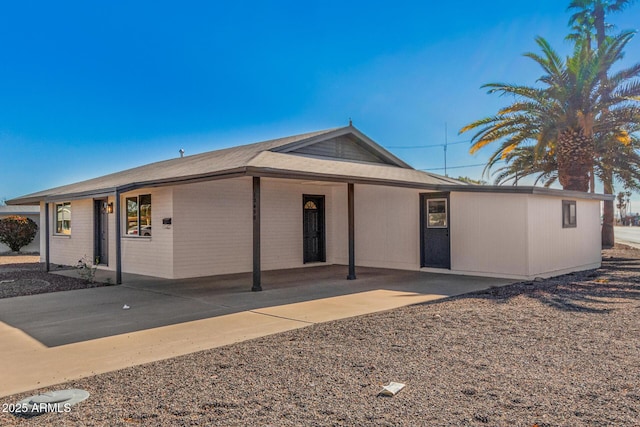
top-left (44, 202), bottom-right (50, 272)
top-left (115, 190), bottom-right (122, 285)
top-left (347, 182), bottom-right (356, 280)
top-left (252, 177), bottom-right (262, 291)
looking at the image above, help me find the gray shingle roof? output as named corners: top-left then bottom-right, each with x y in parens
top-left (7, 125), bottom-right (613, 204)
top-left (247, 151), bottom-right (463, 187)
top-left (9, 128), bottom-right (349, 203)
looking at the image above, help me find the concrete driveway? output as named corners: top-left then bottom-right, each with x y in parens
top-left (0, 265), bottom-right (513, 398)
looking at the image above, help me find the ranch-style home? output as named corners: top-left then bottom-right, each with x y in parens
top-left (8, 125), bottom-right (609, 289)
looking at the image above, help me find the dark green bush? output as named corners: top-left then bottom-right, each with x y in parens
top-left (0, 215), bottom-right (38, 252)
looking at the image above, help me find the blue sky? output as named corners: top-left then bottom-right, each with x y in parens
top-left (1, 1), bottom-right (639, 202)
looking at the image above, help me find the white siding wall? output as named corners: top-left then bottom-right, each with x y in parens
top-left (450, 192), bottom-right (529, 277)
top-left (121, 187), bottom-right (174, 278)
top-left (47, 199), bottom-right (94, 266)
top-left (527, 196), bottom-right (601, 276)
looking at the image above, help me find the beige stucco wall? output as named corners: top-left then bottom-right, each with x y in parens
top-left (36, 178), bottom-right (603, 281)
top-left (171, 178), bottom-right (423, 279)
top-left (45, 199), bottom-right (94, 266)
top-left (172, 177), bottom-right (340, 279)
top-left (450, 192), bottom-right (529, 278)
top-left (261, 179), bottom-right (336, 271)
top-left (526, 196), bottom-right (601, 277)
top-left (332, 185), bottom-right (422, 270)
top-left (449, 192), bottom-right (601, 279)
top-left (37, 188), bottom-right (173, 277)
top-left (172, 178), bottom-right (252, 278)
top-left (120, 187), bottom-right (174, 278)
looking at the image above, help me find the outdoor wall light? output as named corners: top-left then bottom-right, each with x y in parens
top-left (107, 203), bottom-right (114, 214)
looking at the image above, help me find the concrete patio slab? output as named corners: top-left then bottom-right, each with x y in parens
top-left (0, 266), bottom-right (513, 398)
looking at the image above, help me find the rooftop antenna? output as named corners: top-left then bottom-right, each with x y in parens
top-left (179, 148), bottom-right (185, 158)
top-left (444, 123), bottom-right (448, 177)
top-left (349, 117), bottom-right (353, 127)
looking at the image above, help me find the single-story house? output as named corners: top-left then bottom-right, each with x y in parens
top-left (8, 126), bottom-right (610, 289)
top-left (0, 205), bottom-right (41, 253)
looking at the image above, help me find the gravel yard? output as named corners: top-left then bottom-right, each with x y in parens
top-left (1, 247), bottom-right (639, 426)
top-left (0, 255), bottom-right (106, 299)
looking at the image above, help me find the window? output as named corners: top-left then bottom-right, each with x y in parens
top-left (55, 202), bottom-right (71, 235)
top-left (126, 194), bottom-right (152, 236)
top-left (427, 199), bottom-right (447, 228)
top-left (562, 200), bottom-right (577, 228)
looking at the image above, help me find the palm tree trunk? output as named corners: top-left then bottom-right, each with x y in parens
top-left (602, 171), bottom-right (615, 248)
top-left (557, 128), bottom-right (593, 192)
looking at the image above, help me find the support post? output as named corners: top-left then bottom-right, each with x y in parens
top-left (252, 177), bottom-right (262, 291)
top-left (115, 190), bottom-right (122, 285)
top-left (347, 182), bottom-right (356, 280)
top-left (44, 202), bottom-right (50, 272)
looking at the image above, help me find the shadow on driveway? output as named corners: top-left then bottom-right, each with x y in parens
top-left (0, 265), bottom-right (512, 347)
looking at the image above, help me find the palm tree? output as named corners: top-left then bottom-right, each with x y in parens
top-left (490, 131), bottom-right (640, 191)
top-left (568, 0), bottom-right (635, 48)
top-left (460, 32), bottom-right (640, 192)
top-left (489, 146), bottom-right (558, 187)
top-left (568, 0), bottom-right (637, 246)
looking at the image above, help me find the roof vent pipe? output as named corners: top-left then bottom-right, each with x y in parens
top-left (179, 148), bottom-right (185, 158)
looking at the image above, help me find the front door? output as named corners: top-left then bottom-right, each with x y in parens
top-left (94, 199), bottom-right (109, 265)
top-left (303, 195), bottom-right (326, 263)
top-left (421, 193), bottom-right (451, 269)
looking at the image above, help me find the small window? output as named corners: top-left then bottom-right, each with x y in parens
top-left (304, 201), bottom-right (318, 210)
top-left (427, 199), bottom-right (447, 228)
top-left (125, 194), bottom-right (152, 236)
top-left (55, 202), bottom-right (71, 235)
top-left (562, 200), bottom-right (577, 228)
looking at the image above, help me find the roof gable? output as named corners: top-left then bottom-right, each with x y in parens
top-left (271, 127), bottom-right (412, 168)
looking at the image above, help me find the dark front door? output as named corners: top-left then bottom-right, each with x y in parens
top-left (303, 195), bottom-right (326, 263)
top-left (421, 193), bottom-right (451, 269)
top-left (94, 199), bottom-right (109, 265)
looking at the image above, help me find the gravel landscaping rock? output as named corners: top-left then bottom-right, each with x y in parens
top-left (0, 256), bottom-right (109, 299)
top-left (1, 246), bottom-right (639, 426)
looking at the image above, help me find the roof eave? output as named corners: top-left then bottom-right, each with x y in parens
top-left (6, 168), bottom-right (249, 205)
top-left (246, 167), bottom-right (613, 200)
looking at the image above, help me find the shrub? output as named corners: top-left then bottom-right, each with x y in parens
top-left (75, 255), bottom-right (97, 283)
top-left (0, 215), bottom-right (38, 252)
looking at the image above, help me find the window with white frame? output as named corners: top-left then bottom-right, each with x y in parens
top-left (126, 194), bottom-right (152, 236)
top-left (55, 202), bottom-right (71, 235)
top-left (562, 200), bottom-right (577, 228)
